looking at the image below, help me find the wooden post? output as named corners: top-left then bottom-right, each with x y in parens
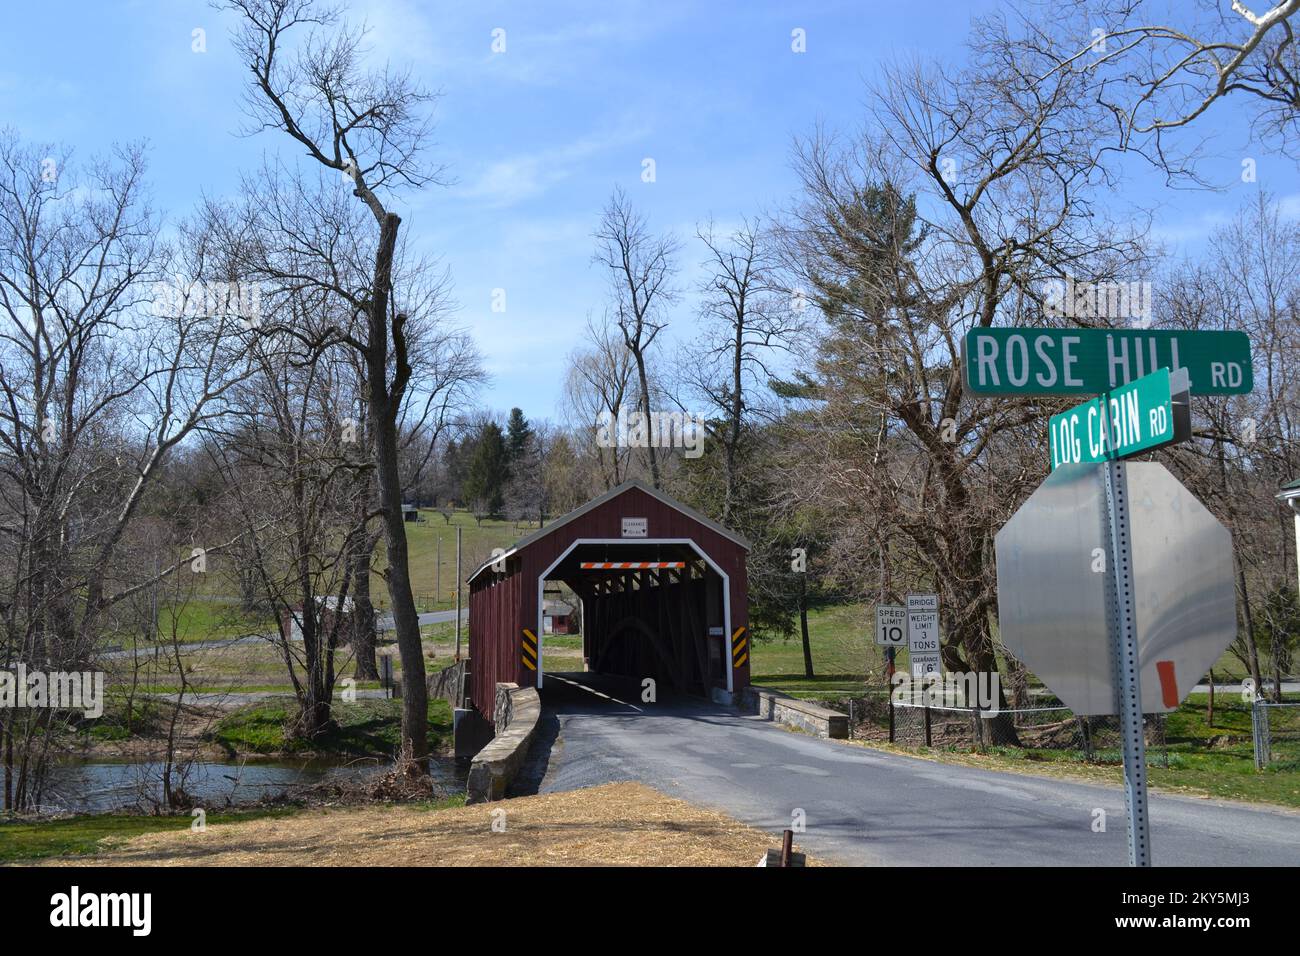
top-left (1207, 668), bottom-right (1215, 728)
top-left (436, 536), bottom-right (441, 604)
top-left (924, 704), bottom-right (932, 747)
top-left (886, 646), bottom-right (895, 743)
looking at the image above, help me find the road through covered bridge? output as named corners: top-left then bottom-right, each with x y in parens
top-left (532, 673), bottom-right (1300, 867)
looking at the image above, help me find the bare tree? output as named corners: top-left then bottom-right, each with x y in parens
top-left (1020, 1), bottom-right (1300, 170)
top-left (690, 218), bottom-right (799, 524)
top-left (772, 32), bottom-right (1151, 731)
top-left (563, 314), bottom-right (635, 491)
top-left (593, 188), bottom-right (680, 488)
top-left (222, 0), bottom-right (449, 766)
top-left (0, 133), bottom-right (252, 808)
top-left (206, 311), bottom-right (361, 739)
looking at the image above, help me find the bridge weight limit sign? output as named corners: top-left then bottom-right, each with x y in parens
top-left (906, 594), bottom-right (942, 678)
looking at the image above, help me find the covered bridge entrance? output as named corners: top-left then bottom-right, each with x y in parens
top-left (466, 480), bottom-right (750, 719)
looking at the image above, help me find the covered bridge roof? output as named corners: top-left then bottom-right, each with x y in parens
top-left (467, 479), bottom-right (750, 585)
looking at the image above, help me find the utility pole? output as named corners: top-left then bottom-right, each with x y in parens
top-left (455, 525), bottom-right (463, 661)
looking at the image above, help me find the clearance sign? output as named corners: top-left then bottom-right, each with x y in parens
top-left (1049, 368), bottom-right (1188, 469)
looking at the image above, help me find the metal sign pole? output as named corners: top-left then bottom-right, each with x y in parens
top-left (1103, 459), bottom-right (1151, 867)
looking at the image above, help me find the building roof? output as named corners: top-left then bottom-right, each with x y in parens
top-left (544, 600), bottom-right (574, 616)
top-left (1282, 477), bottom-right (1300, 492)
top-left (467, 478), bottom-right (751, 583)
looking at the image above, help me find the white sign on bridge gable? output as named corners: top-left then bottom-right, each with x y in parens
top-left (621, 517), bottom-right (647, 538)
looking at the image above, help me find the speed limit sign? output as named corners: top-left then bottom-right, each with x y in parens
top-left (875, 605), bottom-right (906, 647)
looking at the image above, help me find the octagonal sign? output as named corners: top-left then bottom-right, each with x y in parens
top-left (994, 462), bottom-right (1236, 715)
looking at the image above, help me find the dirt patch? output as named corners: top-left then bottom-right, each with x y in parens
top-left (36, 782), bottom-right (819, 867)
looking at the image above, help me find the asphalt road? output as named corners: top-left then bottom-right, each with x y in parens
top-left (532, 672), bottom-right (1300, 867)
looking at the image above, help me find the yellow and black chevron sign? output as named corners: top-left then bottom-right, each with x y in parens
top-left (731, 626), bottom-right (748, 668)
top-left (521, 627), bottom-right (538, 671)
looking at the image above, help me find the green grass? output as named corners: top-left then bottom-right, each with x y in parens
top-left (372, 509), bottom-right (528, 611)
top-left (0, 807), bottom-right (299, 863)
top-left (749, 603), bottom-right (887, 697)
top-left (162, 600), bottom-right (275, 644)
top-left (210, 696), bottom-right (454, 758)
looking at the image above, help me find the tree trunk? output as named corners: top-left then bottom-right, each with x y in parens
top-left (1272, 638), bottom-right (1285, 704)
top-left (351, 554), bottom-right (380, 681)
top-left (633, 352), bottom-right (660, 488)
top-left (366, 212), bottom-right (429, 768)
top-left (799, 573), bottom-right (814, 679)
top-left (1238, 565), bottom-right (1264, 696)
top-left (349, 504), bottom-right (381, 681)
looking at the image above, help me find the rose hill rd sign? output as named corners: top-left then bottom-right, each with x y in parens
top-left (963, 327), bottom-right (1252, 396)
top-left (1049, 368), bottom-right (1191, 470)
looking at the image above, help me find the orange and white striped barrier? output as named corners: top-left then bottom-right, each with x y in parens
top-left (579, 561), bottom-right (686, 570)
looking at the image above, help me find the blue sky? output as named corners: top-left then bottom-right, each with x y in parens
top-left (0, 0), bottom-right (1289, 421)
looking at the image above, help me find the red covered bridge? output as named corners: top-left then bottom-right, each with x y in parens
top-left (466, 480), bottom-right (751, 719)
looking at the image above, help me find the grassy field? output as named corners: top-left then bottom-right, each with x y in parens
top-left (370, 509), bottom-right (531, 611)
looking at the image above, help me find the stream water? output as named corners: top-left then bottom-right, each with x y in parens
top-left (30, 756), bottom-right (467, 815)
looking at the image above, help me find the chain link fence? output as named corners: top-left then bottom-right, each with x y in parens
top-left (845, 695), bottom-right (1168, 766)
top-left (1252, 700), bottom-right (1300, 770)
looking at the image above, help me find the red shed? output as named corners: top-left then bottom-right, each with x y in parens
top-left (466, 479), bottom-right (751, 719)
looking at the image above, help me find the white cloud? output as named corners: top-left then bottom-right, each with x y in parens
top-left (453, 126), bottom-right (646, 208)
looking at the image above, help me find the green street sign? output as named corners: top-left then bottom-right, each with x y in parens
top-left (1049, 368), bottom-right (1188, 469)
top-left (963, 328), bottom-right (1252, 396)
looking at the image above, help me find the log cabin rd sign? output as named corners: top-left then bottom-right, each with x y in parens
top-left (1049, 368), bottom-right (1190, 469)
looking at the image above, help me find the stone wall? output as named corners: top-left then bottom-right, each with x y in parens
top-left (741, 685), bottom-right (848, 739)
top-left (466, 682), bottom-right (541, 803)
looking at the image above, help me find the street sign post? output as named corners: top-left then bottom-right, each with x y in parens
top-left (995, 462), bottom-right (1237, 866)
top-left (1049, 368), bottom-right (1190, 469)
top-left (963, 327), bottom-right (1252, 396)
top-left (905, 594), bottom-right (942, 678)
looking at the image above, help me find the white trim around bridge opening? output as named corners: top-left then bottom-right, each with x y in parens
top-left (534, 538), bottom-right (732, 695)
